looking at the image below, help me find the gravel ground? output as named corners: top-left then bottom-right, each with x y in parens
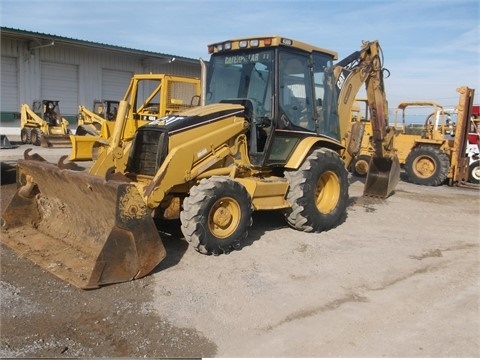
top-left (1, 141), bottom-right (479, 358)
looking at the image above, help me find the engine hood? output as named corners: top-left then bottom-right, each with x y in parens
top-left (142, 102), bottom-right (246, 133)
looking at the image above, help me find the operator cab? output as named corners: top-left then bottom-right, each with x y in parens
top-left (37, 100), bottom-right (61, 126)
top-left (205, 36), bottom-right (339, 166)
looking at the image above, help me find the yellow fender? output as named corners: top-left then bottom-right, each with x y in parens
top-left (284, 136), bottom-right (344, 170)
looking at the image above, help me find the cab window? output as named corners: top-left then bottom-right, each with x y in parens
top-left (278, 51), bottom-right (314, 131)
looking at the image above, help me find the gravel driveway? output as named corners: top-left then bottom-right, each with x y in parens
top-left (1, 141), bottom-right (479, 357)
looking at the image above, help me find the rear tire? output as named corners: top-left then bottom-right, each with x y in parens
top-left (180, 176), bottom-right (253, 255)
top-left (285, 148), bottom-right (348, 232)
top-left (20, 128), bottom-right (31, 144)
top-left (31, 128), bottom-right (43, 146)
top-left (468, 160), bottom-right (480, 184)
top-left (351, 154), bottom-right (371, 177)
top-left (405, 146), bottom-right (449, 186)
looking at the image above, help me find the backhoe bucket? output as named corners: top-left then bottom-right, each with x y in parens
top-left (1, 159), bottom-right (166, 289)
top-left (363, 155), bottom-right (400, 198)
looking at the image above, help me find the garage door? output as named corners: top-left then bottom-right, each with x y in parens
top-left (1, 56), bottom-right (19, 113)
top-left (41, 62), bottom-right (79, 116)
top-left (102, 69), bottom-right (133, 101)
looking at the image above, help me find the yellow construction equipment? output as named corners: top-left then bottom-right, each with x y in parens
top-left (20, 100), bottom-right (72, 148)
top-left (75, 99), bottom-right (120, 136)
top-left (69, 74), bottom-right (201, 161)
top-left (347, 98), bottom-right (374, 177)
top-left (467, 116), bottom-right (480, 184)
top-left (350, 88), bottom-right (476, 186)
top-left (2, 37), bottom-right (399, 289)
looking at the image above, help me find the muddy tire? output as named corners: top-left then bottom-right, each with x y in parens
top-left (468, 160), bottom-right (480, 184)
top-left (20, 128), bottom-right (31, 144)
top-left (351, 154), bottom-right (371, 177)
top-left (30, 128), bottom-right (43, 146)
top-left (180, 176), bottom-right (253, 255)
top-left (405, 146), bottom-right (449, 186)
top-left (285, 148), bottom-right (348, 232)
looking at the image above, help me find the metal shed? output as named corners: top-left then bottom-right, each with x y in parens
top-left (0, 27), bottom-right (201, 123)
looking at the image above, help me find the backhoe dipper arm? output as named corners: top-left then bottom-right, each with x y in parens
top-left (333, 40), bottom-right (399, 198)
top-left (333, 40), bottom-right (395, 161)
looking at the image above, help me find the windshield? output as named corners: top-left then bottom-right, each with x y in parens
top-left (206, 49), bottom-right (274, 120)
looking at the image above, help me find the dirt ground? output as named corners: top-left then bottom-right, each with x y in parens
top-left (0, 141), bottom-right (479, 358)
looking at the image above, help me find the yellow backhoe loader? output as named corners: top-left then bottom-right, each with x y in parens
top-left (70, 74), bottom-right (201, 161)
top-left (2, 36), bottom-right (399, 289)
top-left (349, 90), bottom-right (476, 186)
top-left (19, 100), bottom-right (72, 148)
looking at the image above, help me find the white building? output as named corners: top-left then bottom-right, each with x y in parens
top-left (0, 27), bottom-right (201, 124)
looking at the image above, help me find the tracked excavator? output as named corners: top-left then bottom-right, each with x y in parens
top-left (1, 36), bottom-right (399, 289)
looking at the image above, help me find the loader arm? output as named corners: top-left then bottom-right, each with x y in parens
top-left (88, 100), bottom-right (131, 176)
top-left (20, 104), bottom-right (43, 128)
top-left (76, 104), bottom-right (114, 137)
top-left (78, 105), bottom-right (106, 128)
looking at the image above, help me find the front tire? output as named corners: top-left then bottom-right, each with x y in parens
top-left (285, 148), bottom-right (348, 232)
top-left (180, 176), bottom-right (253, 255)
top-left (468, 160), bottom-right (480, 184)
top-left (405, 146), bottom-right (449, 186)
top-left (20, 128), bottom-right (31, 144)
top-left (30, 128), bottom-right (43, 146)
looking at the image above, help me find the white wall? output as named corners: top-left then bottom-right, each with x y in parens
top-left (0, 33), bottom-right (201, 121)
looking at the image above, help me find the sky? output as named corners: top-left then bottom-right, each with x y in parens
top-left (1, 0), bottom-right (479, 111)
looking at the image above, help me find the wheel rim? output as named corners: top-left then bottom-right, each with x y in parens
top-left (355, 159), bottom-right (369, 176)
top-left (473, 165), bottom-right (480, 181)
top-left (208, 197), bottom-right (241, 239)
top-left (412, 156), bottom-right (436, 179)
top-left (315, 170), bottom-right (340, 214)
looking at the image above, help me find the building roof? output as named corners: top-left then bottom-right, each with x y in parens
top-left (0, 26), bottom-right (199, 64)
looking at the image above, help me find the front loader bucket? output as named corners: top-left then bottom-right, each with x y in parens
top-left (69, 134), bottom-right (102, 161)
top-left (1, 159), bottom-right (166, 289)
top-left (40, 135), bottom-right (72, 148)
top-left (363, 155), bottom-right (400, 198)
